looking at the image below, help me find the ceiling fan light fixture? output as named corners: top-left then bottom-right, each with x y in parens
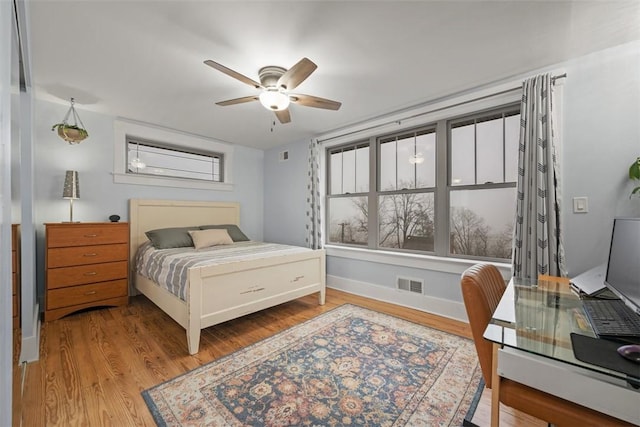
top-left (259, 88), bottom-right (290, 111)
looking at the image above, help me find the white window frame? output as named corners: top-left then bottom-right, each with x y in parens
top-left (113, 118), bottom-right (234, 191)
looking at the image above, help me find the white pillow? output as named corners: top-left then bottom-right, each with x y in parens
top-left (188, 229), bottom-right (233, 249)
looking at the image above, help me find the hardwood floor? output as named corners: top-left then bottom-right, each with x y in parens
top-left (13, 288), bottom-right (546, 426)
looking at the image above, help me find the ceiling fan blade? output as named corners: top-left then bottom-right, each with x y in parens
top-left (204, 60), bottom-right (263, 89)
top-left (277, 58), bottom-right (317, 91)
top-left (290, 93), bottom-right (342, 110)
top-left (215, 95), bottom-right (259, 106)
top-left (275, 109), bottom-right (291, 124)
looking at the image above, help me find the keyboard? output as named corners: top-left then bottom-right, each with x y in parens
top-left (582, 299), bottom-right (640, 338)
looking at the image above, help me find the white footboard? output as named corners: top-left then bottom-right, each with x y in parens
top-left (186, 249), bottom-right (325, 354)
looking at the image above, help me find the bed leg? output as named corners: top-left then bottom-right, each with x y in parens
top-left (319, 288), bottom-right (326, 305)
top-left (187, 328), bottom-right (200, 355)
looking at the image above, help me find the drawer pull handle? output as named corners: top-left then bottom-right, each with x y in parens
top-left (85, 291), bottom-right (97, 295)
top-left (84, 234), bottom-right (98, 238)
top-left (240, 287), bottom-right (265, 295)
top-left (83, 253), bottom-right (98, 257)
top-left (84, 272), bottom-right (97, 276)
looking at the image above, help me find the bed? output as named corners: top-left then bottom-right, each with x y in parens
top-left (129, 199), bottom-right (326, 354)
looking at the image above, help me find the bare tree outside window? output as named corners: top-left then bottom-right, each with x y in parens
top-left (449, 188), bottom-right (516, 258)
top-left (379, 187), bottom-right (434, 251)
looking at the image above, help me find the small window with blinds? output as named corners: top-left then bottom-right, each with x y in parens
top-left (127, 138), bottom-right (223, 182)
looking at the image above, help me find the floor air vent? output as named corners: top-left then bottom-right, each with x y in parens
top-left (397, 276), bottom-right (423, 294)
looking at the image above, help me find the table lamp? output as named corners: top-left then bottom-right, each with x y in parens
top-left (63, 170), bottom-right (79, 222)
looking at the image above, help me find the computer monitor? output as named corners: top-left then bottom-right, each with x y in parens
top-left (605, 217), bottom-right (640, 315)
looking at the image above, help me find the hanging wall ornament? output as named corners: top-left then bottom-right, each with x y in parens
top-left (51, 98), bottom-right (89, 144)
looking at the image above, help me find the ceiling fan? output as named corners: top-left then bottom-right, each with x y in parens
top-left (204, 57), bottom-right (341, 124)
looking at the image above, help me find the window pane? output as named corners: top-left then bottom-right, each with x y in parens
top-left (380, 131), bottom-right (434, 191)
top-left (396, 135), bottom-right (414, 189)
top-left (415, 132), bottom-right (436, 188)
top-left (329, 151), bottom-right (343, 195)
top-left (342, 148), bottom-right (356, 194)
top-left (476, 117), bottom-right (504, 184)
top-left (379, 192), bottom-right (434, 251)
top-left (379, 140), bottom-right (396, 191)
top-left (128, 142), bottom-right (222, 182)
top-left (505, 113), bottom-right (520, 183)
top-left (330, 145), bottom-right (369, 195)
top-left (450, 124), bottom-right (475, 186)
top-left (328, 197), bottom-right (368, 245)
top-left (355, 145), bottom-right (369, 192)
top-left (449, 188), bottom-right (516, 258)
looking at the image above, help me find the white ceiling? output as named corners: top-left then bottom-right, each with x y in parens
top-left (27, 1), bottom-right (640, 150)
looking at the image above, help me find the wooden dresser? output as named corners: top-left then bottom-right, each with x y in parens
top-left (12, 224), bottom-right (20, 328)
top-left (45, 222), bottom-right (129, 321)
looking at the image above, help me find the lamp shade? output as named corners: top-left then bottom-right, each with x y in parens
top-left (63, 170), bottom-right (80, 199)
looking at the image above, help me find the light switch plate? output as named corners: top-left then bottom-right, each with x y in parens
top-left (573, 197), bottom-right (588, 213)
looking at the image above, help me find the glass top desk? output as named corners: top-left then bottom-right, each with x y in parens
top-left (483, 277), bottom-right (640, 426)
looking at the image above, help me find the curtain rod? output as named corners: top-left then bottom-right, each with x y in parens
top-left (318, 73), bottom-right (567, 144)
top-left (552, 73), bottom-right (567, 82)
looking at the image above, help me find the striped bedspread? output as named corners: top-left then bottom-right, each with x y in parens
top-left (135, 241), bottom-right (312, 301)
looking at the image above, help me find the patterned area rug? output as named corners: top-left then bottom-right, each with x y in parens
top-left (143, 304), bottom-right (483, 426)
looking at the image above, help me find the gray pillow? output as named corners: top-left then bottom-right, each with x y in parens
top-left (145, 227), bottom-right (198, 249)
top-left (199, 224), bottom-right (249, 242)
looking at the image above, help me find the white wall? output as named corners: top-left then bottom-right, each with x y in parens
top-left (263, 41), bottom-right (640, 320)
top-left (33, 98), bottom-right (265, 304)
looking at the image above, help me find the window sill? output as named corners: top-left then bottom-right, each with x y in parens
top-left (113, 172), bottom-right (234, 191)
top-left (325, 244), bottom-right (512, 277)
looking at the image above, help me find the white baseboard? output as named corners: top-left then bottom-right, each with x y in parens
top-left (20, 303), bottom-right (40, 363)
top-left (327, 274), bottom-right (468, 322)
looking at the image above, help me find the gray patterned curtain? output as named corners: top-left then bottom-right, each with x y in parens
top-left (306, 139), bottom-right (322, 249)
top-left (512, 74), bottom-right (567, 278)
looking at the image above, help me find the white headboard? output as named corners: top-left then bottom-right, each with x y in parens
top-left (129, 199), bottom-right (240, 265)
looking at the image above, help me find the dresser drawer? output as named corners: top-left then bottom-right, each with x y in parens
top-left (47, 243), bottom-right (128, 268)
top-left (13, 295), bottom-right (18, 314)
top-left (47, 279), bottom-right (128, 310)
top-left (12, 272), bottom-right (17, 294)
top-left (12, 251), bottom-right (16, 272)
top-left (47, 224), bottom-right (128, 248)
top-left (47, 261), bottom-right (128, 289)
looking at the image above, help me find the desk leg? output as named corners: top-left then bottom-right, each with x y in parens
top-left (491, 343), bottom-right (501, 427)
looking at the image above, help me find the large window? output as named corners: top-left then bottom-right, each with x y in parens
top-left (326, 104), bottom-right (519, 261)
